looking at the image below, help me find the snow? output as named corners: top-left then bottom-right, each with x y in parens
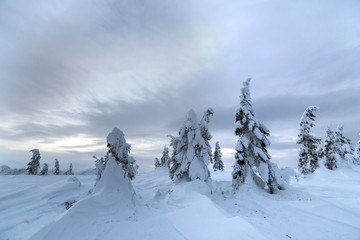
top-left (1, 166), bottom-right (360, 240)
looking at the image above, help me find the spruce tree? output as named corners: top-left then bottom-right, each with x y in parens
top-left (27, 149), bottom-right (41, 175)
top-left (297, 106), bottom-right (321, 175)
top-left (106, 128), bottom-right (138, 180)
top-left (53, 159), bottom-right (60, 175)
top-left (232, 79), bottom-right (281, 193)
top-left (322, 128), bottom-right (338, 170)
top-left (154, 158), bottom-right (160, 168)
top-left (213, 142), bottom-right (224, 171)
top-left (39, 163), bottom-right (49, 175)
top-left (93, 156), bottom-right (106, 183)
top-left (169, 108), bottom-right (213, 182)
top-left (65, 163), bottom-right (74, 175)
top-left (356, 134), bottom-right (360, 164)
top-left (334, 126), bottom-right (357, 166)
top-left (160, 145), bottom-right (171, 169)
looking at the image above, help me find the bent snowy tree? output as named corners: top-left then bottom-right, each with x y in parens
top-left (169, 108), bottom-right (214, 182)
top-left (27, 149), bottom-right (41, 175)
top-left (297, 106), bottom-right (320, 174)
top-left (232, 79), bottom-right (283, 194)
top-left (106, 128), bottom-right (138, 180)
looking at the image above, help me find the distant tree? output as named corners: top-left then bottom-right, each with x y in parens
top-left (53, 159), bottom-right (60, 175)
top-left (65, 163), bottom-right (74, 175)
top-left (232, 79), bottom-right (282, 193)
top-left (297, 106), bottom-right (321, 175)
top-left (169, 108), bottom-right (214, 182)
top-left (213, 142), bottom-right (224, 171)
top-left (322, 128), bottom-right (338, 170)
top-left (154, 158), bottom-right (160, 168)
top-left (160, 145), bottom-right (171, 169)
top-left (106, 128), bottom-right (138, 180)
top-left (93, 156), bottom-right (106, 183)
top-left (39, 163), bottom-right (49, 175)
top-left (334, 126), bottom-right (357, 166)
top-left (356, 134), bottom-right (360, 164)
top-left (27, 149), bottom-right (41, 175)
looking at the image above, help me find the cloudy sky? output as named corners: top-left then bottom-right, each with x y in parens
top-left (1, 0), bottom-right (359, 172)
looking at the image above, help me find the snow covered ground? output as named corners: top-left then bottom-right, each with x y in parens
top-left (1, 166), bottom-right (360, 240)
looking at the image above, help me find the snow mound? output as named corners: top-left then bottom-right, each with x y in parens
top-left (30, 157), bottom-right (136, 240)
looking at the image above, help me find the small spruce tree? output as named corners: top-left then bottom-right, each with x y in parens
top-left (160, 145), bottom-right (171, 169)
top-left (232, 79), bottom-right (281, 193)
top-left (169, 108), bottom-right (214, 182)
top-left (334, 126), bottom-right (357, 166)
top-left (356, 134), bottom-right (360, 164)
top-left (27, 149), bottom-right (41, 175)
top-left (39, 163), bottom-right (49, 175)
top-left (154, 158), bottom-right (160, 168)
top-left (322, 128), bottom-right (338, 170)
top-left (297, 106), bottom-right (321, 175)
top-left (65, 163), bottom-right (74, 175)
top-left (213, 142), bottom-right (224, 171)
top-left (94, 156), bottom-right (106, 183)
top-left (53, 159), bottom-right (60, 175)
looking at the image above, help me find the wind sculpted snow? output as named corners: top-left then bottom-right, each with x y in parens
top-left (1, 166), bottom-right (360, 239)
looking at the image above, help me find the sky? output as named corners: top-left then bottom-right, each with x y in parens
top-left (1, 0), bottom-right (359, 172)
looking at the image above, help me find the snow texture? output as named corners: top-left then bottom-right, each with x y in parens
top-left (1, 166), bottom-right (360, 240)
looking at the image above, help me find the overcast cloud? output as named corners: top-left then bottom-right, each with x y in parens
top-left (1, 0), bottom-right (359, 172)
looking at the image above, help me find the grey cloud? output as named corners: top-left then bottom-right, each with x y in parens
top-left (1, 0), bottom-right (359, 170)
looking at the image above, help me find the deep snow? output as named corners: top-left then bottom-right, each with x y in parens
top-left (1, 166), bottom-right (360, 240)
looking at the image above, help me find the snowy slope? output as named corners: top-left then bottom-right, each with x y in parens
top-left (1, 166), bottom-right (360, 240)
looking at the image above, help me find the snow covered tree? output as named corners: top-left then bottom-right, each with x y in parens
top-left (232, 79), bottom-right (282, 193)
top-left (213, 142), bottom-right (224, 171)
top-left (94, 156), bottom-right (106, 183)
top-left (169, 108), bottom-right (214, 182)
top-left (106, 128), bottom-right (138, 180)
top-left (297, 106), bottom-right (321, 175)
top-left (65, 163), bottom-right (74, 175)
top-left (39, 163), bottom-right (49, 175)
top-left (27, 149), bottom-right (41, 175)
top-left (322, 128), bottom-right (338, 170)
top-left (154, 158), bottom-right (160, 168)
top-left (53, 159), bottom-right (60, 175)
top-left (334, 126), bottom-right (357, 166)
top-left (356, 134), bottom-right (360, 163)
top-left (160, 145), bottom-right (171, 168)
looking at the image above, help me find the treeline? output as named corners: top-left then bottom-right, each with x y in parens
top-left (23, 79), bottom-right (360, 195)
top-left (26, 150), bottom-right (74, 176)
top-left (297, 106), bottom-right (360, 175)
